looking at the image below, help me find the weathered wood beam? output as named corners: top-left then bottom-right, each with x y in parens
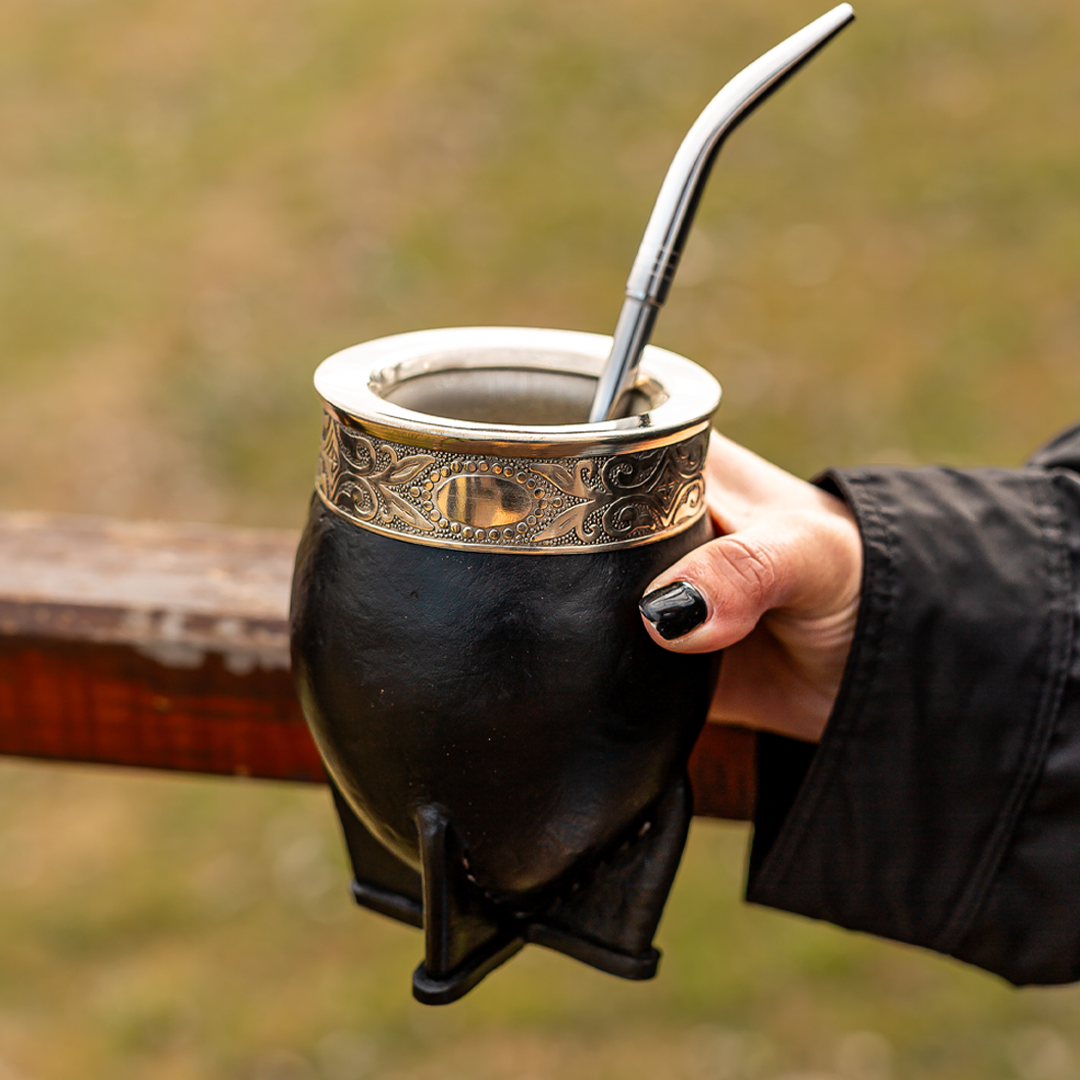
top-left (0, 512), bottom-right (755, 819)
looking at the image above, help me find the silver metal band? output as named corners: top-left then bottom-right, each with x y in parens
top-left (317, 409), bottom-right (709, 554)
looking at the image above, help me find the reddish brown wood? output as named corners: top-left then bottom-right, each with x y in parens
top-left (0, 512), bottom-right (755, 818)
top-left (687, 722), bottom-right (756, 821)
top-left (0, 635), bottom-right (323, 782)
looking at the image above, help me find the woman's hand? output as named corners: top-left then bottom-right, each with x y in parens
top-left (639, 432), bottom-right (863, 743)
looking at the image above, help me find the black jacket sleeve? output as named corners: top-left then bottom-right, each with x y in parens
top-left (745, 424), bottom-right (1080, 985)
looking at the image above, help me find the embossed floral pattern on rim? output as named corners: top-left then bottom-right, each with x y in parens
top-left (312, 327), bottom-right (720, 553)
top-left (317, 411), bottom-right (710, 553)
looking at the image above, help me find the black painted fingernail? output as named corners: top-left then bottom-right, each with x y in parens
top-left (639, 581), bottom-right (707, 640)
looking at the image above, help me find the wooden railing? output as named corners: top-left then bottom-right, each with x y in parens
top-left (0, 511), bottom-right (756, 820)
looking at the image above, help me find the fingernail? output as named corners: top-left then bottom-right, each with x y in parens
top-left (639, 581), bottom-right (707, 640)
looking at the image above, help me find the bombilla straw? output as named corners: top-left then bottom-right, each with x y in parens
top-left (588, 4), bottom-right (855, 424)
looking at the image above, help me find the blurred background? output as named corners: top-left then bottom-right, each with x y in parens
top-left (2, 0), bottom-right (1080, 1075)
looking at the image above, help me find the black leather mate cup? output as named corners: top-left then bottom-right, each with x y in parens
top-left (289, 326), bottom-right (722, 1003)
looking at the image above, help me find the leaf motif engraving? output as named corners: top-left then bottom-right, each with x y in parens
top-left (529, 461), bottom-right (595, 499)
top-left (385, 456), bottom-right (436, 486)
top-left (531, 502), bottom-right (596, 543)
top-left (376, 484), bottom-right (436, 532)
top-left (318, 412), bottom-right (344, 497)
top-left (319, 414), bottom-right (438, 531)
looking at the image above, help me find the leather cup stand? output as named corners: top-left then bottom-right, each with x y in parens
top-left (329, 773), bottom-right (693, 1005)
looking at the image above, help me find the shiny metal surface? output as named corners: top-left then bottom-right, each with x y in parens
top-left (314, 326), bottom-right (720, 457)
top-left (316, 410), bottom-right (708, 553)
top-left (589, 4), bottom-right (856, 423)
top-left (312, 326), bottom-right (720, 553)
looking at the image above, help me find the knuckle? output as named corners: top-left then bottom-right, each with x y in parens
top-left (712, 535), bottom-right (779, 600)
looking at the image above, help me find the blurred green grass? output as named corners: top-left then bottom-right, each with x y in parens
top-left (1, 764), bottom-right (1077, 1080)
top-left (4, 0), bottom-right (1080, 1076)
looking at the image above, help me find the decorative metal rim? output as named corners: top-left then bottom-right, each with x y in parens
top-left (316, 410), bottom-right (711, 554)
top-left (313, 326), bottom-right (721, 458)
top-left (312, 326), bottom-right (719, 552)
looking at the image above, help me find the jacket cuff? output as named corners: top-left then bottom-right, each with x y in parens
top-left (745, 465), bottom-right (1074, 982)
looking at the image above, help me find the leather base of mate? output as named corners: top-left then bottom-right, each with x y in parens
top-left (294, 498), bottom-right (717, 1005)
top-left (329, 774), bottom-right (693, 1004)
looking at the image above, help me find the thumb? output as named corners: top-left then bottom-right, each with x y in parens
top-left (639, 526), bottom-right (794, 653)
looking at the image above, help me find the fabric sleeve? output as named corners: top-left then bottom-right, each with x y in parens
top-left (745, 423), bottom-right (1080, 985)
